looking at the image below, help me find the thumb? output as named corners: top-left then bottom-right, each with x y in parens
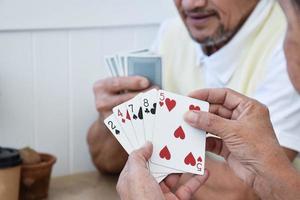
top-left (140, 141), bottom-right (153, 161)
top-left (131, 142), bottom-right (153, 162)
top-left (184, 111), bottom-right (232, 139)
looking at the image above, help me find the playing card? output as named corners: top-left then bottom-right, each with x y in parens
top-left (126, 55), bottom-right (162, 88)
top-left (104, 114), bottom-right (133, 154)
top-left (141, 89), bottom-right (158, 141)
top-left (107, 56), bottom-right (120, 77)
top-left (149, 162), bottom-right (183, 174)
top-left (154, 174), bottom-right (167, 183)
top-left (114, 55), bottom-right (125, 76)
top-left (125, 93), bottom-right (145, 148)
top-left (151, 90), bottom-right (209, 175)
top-left (104, 57), bottom-right (117, 77)
top-left (113, 102), bottom-right (139, 148)
top-left (140, 89), bottom-right (185, 174)
top-left (119, 54), bottom-right (127, 76)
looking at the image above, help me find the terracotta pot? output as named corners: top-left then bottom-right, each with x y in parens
top-left (19, 153), bottom-right (56, 200)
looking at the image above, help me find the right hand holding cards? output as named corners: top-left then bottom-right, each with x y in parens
top-left (104, 89), bottom-right (209, 183)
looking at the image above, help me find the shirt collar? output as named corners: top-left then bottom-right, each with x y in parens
top-left (195, 0), bottom-right (274, 84)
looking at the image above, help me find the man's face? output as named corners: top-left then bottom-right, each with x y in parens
top-left (174, 0), bottom-right (259, 46)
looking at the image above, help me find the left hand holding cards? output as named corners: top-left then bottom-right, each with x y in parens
top-left (104, 89), bottom-right (209, 183)
top-left (116, 142), bottom-right (209, 200)
top-left (93, 76), bottom-right (150, 120)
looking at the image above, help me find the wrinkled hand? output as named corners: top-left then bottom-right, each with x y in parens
top-left (93, 76), bottom-right (150, 119)
top-left (117, 142), bottom-right (209, 200)
top-left (184, 88), bottom-right (291, 187)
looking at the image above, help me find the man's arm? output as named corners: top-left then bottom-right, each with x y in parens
top-left (253, 151), bottom-right (300, 200)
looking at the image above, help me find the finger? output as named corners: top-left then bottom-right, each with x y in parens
top-left (138, 142), bottom-right (153, 161)
top-left (129, 142), bottom-right (153, 164)
top-left (188, 88), bottom-right (245, 111)
top-left (105, 76), bottom-right (150, 93)
top-left (175, 170), bottom-right (209, 200)
top-left (206, 137), bottom-right (230, 159)
top-left (160, 174), bottom-right (182, 193)
top-left (184, 110), bottom-right (233, 138)
top-left (96, 92), bottom-right (139, 112)
top-left (143, 85), bottom-right (160, 92)
top-left (209, 104), bottom-right (233, 119)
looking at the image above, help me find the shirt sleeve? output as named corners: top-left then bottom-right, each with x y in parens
top-left (253, 41), bottom-right (300, 153)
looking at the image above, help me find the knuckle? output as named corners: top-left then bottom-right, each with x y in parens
top-left (120, 93), bottom-right (135, 103)
top-left (259, 103), bottom-right (270, 117)
top-left (205, 115), bottom-right (217, 129)
top-left (128, 150), bottom-right (143, 165)
top-left (95, 99), bottom-right (109, 111)
top-left (242, 99), bottom-right (257, 112)
top-left (118, 94), bottom-right (129, 103)
top-left (95, 94), bottom-right (114, 112)
top-left (224, 88), bottom-right (234, 93)
top-left (261, 103), bottom-right (269, 113)
top-left (129, 150), bottom-right (139, 160)
top-left (192, 113), bottom-right (202, 125)
top-left (93, 80), bottom-right (105, 93)
top-left (247, 99), bottom-right (270, 117)
top-left (181, 185), bottom-right (193, 197)
top-left (111, 78), bottom-right (122, 89)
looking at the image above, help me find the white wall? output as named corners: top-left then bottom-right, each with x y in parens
top-left (0, 0), bottom-right (177, 176)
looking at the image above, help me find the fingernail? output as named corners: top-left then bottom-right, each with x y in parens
top-left (204, 169), bottom-right (209, 176)
top-left (184, 111), bottom-right (199, 124)
top-left (140, 79), bottom-right (149, 88)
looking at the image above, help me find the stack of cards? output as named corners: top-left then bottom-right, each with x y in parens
top-left (105, 49), bottom-right (163, 88)
top-left (104, 89), bottom-right (209, 183)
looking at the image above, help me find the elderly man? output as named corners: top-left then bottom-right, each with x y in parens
top-left (88, 0), bottom-right (300, 199)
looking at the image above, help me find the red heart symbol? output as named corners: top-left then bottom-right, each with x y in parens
top-left (126, 111), bottom-right (131, 120)
top-left (159, 146), bottom-right (171, 160)
top-left (174, 126), bottom-right (185, 140)
top-left (159, 101), bottom-right (164, 107)
top-left (165, 98), bottom-right (176, 112)
top-left (184, 152), bottom-right (196, 166)
top-left (189, 105), bottom-right (200, 111)
top-left (197, 156), bottom-right (202, 163)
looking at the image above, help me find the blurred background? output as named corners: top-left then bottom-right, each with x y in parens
top-left (0, 0), bottom-right (177, 176)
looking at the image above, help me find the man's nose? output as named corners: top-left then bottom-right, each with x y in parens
top-left (182, 0), bottom-right (207, 10)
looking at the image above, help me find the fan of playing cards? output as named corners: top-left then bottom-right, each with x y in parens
top-left (104, 89), bottom-right (209, 183)
top-left (105, 49), bottom-right (162, 88)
